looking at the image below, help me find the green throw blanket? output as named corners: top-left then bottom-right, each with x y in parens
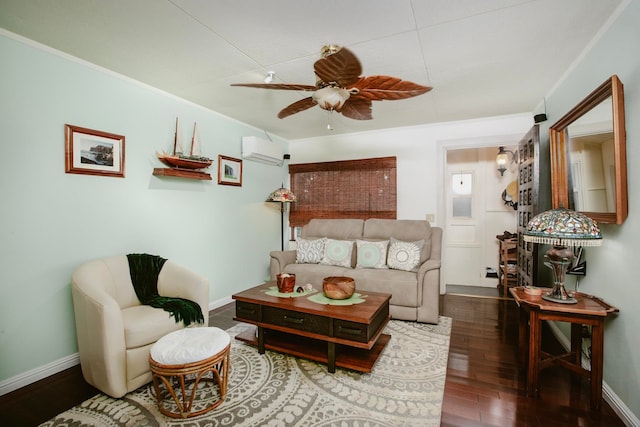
top-left (126, 253), bottom-right (204, 326)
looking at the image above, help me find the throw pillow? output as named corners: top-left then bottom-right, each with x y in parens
top-left (295, 238), bottom-right (326, 264)
top-left (320, 239), bottom-right (354, 268)
top-left (356, 240), bottom-right (389, 269)
top-left (387, 238), bottom-right (424, 272)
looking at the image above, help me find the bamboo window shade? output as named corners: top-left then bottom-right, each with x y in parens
top-left (288, 156), bottom-right (397, 227)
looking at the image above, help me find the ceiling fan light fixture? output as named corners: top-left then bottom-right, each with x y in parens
top-left (321, 44), bottom-right (340, 58)
top-left (231, 46), bottom-right (432, 123)
top-left (312, 86), bottom-right (350, 111)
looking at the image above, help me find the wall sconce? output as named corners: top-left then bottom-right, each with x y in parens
top-left (496, 146), bottom-right (517, 176)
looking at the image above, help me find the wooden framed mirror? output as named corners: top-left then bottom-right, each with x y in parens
top-left (550, 75), bottom-right (627, 224)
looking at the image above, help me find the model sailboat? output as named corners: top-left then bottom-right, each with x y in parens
top-left (153, 118), bottom-right (213, 180)
top-left (157, 118), bottom-right (213, 170)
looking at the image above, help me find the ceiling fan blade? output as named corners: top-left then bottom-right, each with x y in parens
top-left (314, 47), bottom-right (362, 87)
top-left (231, 83), bottom-right (317, 91)
top-left (352, 76), bottom-right (432, 101)
top-left (339, 97), bottom-right (372, 120)
top-left (278, 97), bottom-right (317, 119)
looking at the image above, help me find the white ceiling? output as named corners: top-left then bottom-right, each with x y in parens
top-left (0, 0), bottom-right (624, 140)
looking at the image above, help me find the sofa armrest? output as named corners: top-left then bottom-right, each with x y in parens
top-left (71, 261), bottom-right (129, 397)
top-left (418, 259), bottom-right (441, 274)
top-left (269, 250), bottom-right (296, 280)
top-left (416, 259), bottom-right (442, 324)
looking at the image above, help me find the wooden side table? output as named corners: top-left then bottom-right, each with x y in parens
top-left (509, 287), bottom-right (618, 410)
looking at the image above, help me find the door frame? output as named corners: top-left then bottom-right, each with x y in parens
top-left (436, 133), bottom-right (524, 294)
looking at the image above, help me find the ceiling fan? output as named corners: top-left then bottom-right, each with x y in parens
top-left (231, 45), bottom-right (432, 121)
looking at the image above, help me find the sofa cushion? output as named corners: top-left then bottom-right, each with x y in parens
top-left (349, 268), bottom-right (419, 307)
top-left (387, 238), bottom-right (424, 272)
top-left (302, 219), bottom-right (364, 240)
top-left (356, 239), bottom-right (389, 269)
top-left (121, 305), bottom-right (184, 349)
top-left (296, 237), bottom-right (326, 264)
top-left (363, 219), bottom-right (432, 263)
top-left (320, 238), bottom-right (354, 267)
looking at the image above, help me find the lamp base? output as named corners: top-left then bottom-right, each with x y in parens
top-left (542, 293), bottom-right (577, 304)
top-left (542, 285), bottom-right (577, 304)
top-left (542, 246), bottom-right (578, 304)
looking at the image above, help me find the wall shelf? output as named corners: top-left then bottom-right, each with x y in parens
top-left (153, 167), bottom-right (212, 180)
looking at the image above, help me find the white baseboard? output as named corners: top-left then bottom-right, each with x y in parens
top-left (546, 321), bottom-right (639, 427)
top-left (0, 353), bottom-right (80, 396)
top-left (0, 296), bottom-right (235, 397)
top-left (209, 295), bottom-right (233, 311)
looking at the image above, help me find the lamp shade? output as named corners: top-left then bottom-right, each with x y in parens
top-left (266, 185), bottom-right (296, 252)
top-left (524, 207), bottom-right (602, 247)
top-left (266, 187), bottom-right (296, 203)
top-left (524, 207), bottom-right (601, 304)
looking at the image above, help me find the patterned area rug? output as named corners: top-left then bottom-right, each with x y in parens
top-left (41, 318), bottom-right (451, 427)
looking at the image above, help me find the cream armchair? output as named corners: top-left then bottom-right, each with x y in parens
top-left (71, 255), bottom-right (209, 398)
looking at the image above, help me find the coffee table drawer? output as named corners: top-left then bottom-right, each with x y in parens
top-left (334, 303), bottom-right (389, 343)
top-left (334, 320), bottom-right (370, 342)
top-left (236, 301), bottom-right (261, 322)
top-left (263, 307), bottom-right (330, 335)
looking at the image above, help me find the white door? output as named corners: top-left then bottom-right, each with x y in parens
top-left (443, 147), bottom-right (518, 287)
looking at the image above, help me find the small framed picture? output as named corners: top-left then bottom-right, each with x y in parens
top-left (65, 124), bottom-right (125, 178)
top-left (218, 155), bottom-right (242, 186)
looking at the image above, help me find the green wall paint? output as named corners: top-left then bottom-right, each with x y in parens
top-left (542, 0), bottom-right (640, 419)
top-left (2, 1), bottom-right (640, 420)
top-left (0, 33), bottom-right (289, 382)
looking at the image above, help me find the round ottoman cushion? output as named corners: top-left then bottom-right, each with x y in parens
top-left (151, 327), bottom-right (230, 366)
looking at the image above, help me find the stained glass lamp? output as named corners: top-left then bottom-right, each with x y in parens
top-left (266, 185), bottom-right (296, 251)
top-left (524, 207), bottom-right (602, 304)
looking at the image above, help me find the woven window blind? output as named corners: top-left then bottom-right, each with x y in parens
top-left (288, 156), bottom-right (397, 227)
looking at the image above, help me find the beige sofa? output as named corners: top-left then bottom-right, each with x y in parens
top-left (71, 256), bottom-right (209, 398)
top-left (270, 219), bottom-right (442, 324)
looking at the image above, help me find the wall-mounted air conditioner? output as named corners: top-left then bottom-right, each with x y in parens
top-left (241, 136), bottom-right (284, 166)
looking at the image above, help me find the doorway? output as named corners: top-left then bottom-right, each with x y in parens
top-left (442, 146), bottom-right (518, 288)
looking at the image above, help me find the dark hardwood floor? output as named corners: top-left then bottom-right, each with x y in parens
top-left (0, 286), bottom-right (624, 426)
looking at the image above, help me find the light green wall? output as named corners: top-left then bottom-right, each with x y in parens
top-left (541, 0), bottom-right (640, 419)
top-left (0, 33), bottom-right (289, 382)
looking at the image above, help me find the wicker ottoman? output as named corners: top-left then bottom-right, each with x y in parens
top-left (149, 327), bottom-right (230, 418)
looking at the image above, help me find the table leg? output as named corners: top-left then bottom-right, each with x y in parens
top-left (518, 305), bottom-right (529, 368)
top-left (327, 342), bottom-right (336, 373)
top-left (527, 311), bottom-right (541, 398)
top-left (257, 326), bottom-right (265, 354)
top-left (590, 321), bottom-right (605, 410)
top-left (570, 323), bottom-right (583, 366)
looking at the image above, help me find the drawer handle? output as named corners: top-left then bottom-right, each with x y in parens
top-left (283, 315), bottom-right (304, 325)
top-left (338, 326), bottom-right (362, 336)
top-left (237, 306), bottom-right (256, 315)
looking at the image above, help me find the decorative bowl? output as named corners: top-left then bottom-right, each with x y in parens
top-left (322, 276), bottom-right (355, 300)
top-left (276, 273), bottom-right (296, 293)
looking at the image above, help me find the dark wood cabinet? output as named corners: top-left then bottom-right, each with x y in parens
top-left (517, 125), bottom-right (540, 288)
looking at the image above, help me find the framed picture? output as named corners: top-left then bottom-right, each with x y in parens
top-left (65, 124), bottom-right (125, 178)
top-left (218, 155), bottom-right (243, 186)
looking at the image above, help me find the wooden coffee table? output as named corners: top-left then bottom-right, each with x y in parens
top-left (232, 282), bottom-right (391, 373)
